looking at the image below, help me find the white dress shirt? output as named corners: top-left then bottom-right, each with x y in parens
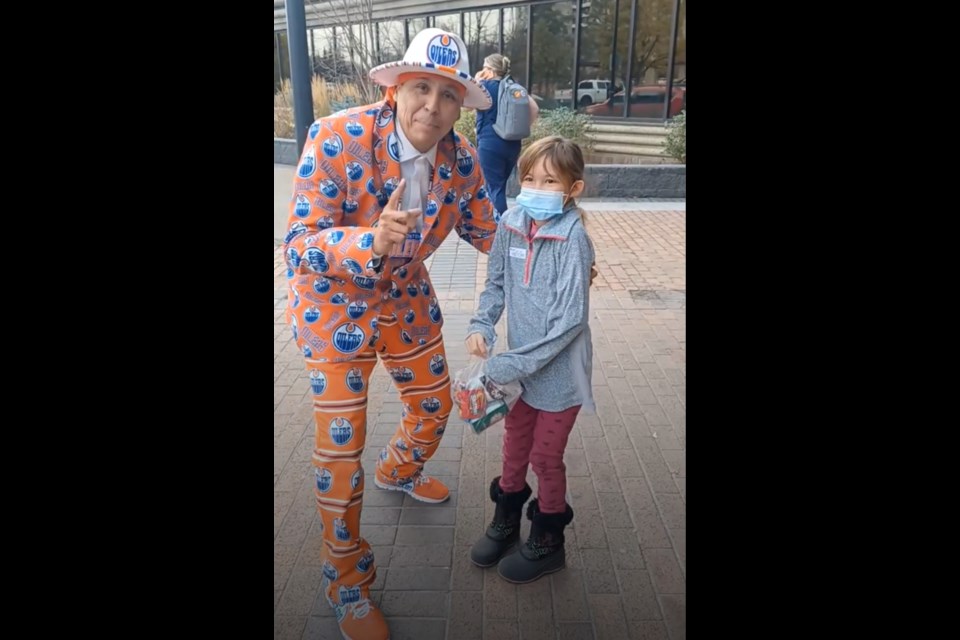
top-left (389, 122), bottom-right (437, 260)
top-left (394, 121), bottom-right (436, 212)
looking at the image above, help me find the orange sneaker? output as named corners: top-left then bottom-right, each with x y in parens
top-left (333, 596), bottom-right (390, 640)
top-left (374, 468), bottom-right (450, 503)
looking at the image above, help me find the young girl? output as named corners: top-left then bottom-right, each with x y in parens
top-left (465, 135), bottom-right (595, 583)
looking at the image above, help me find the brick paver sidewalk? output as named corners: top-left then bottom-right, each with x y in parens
top-left (275, 209), bottom-right (685, 640)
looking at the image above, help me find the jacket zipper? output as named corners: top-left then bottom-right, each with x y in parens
top-left (524, 228), bottom-right (536, 285)
top-left (506, 223), bottom-right (565, 286)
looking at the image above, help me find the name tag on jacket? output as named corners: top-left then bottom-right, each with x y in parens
top-left (509, 247), bottom-right (527, 260)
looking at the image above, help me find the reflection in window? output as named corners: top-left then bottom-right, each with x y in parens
top-left (464, 11), bottom-right (499, 76)
top-left (275, 0), bottom-right (683, 122)
top-left (274, 33), bottom-right (283, 91)
top-left (669, 0), bottom-right (686, 117)
top-left (502, 6), bottom-right (528, 87)
top-left (434, 13), bottom-right (461, 38)
top-left (632, 90), bottom-right (665, 104)
top-left (530, 3), bottom-right (575, 109)
top-left (629, 0), bottom-right (673, 118)
top-left (327, 25), bottom-right (380, 104)
top-left (378, 20), bottom-right (405, 66)
top-left (310, 28), bottom-right (343, 81)
top-left (276, 32), bottom-right (291, 90)
top-left (346, 24), bottom-right (377, 73)
top-left (407, 18), bottom-right (428, 47)
top-left (578, 0), bottom-right (631, 111)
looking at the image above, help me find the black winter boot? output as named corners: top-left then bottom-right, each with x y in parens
top-left (470, 477), bottom-right (533, 568)
top-left (497, 498), bottom-right (574, 583)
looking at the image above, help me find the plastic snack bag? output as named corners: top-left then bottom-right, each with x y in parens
top-left (453, 358), bottom-right (488, 420)
top-left (452, 358), bottom-right (522, 434)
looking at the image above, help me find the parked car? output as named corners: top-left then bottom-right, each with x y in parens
top-left (555, 78), bottom-right (624, 108)
top-left (584, 84), bottom-right (686, 118)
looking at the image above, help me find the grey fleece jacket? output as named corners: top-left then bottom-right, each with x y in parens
top-left (467, 204), bottom-right (595, 412)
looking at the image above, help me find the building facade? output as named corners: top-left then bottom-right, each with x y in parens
top-left (273, 0), bottom-right (685, 122)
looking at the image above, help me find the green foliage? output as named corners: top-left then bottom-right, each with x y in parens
top-left (663, 110), bottom-right (685, 163)
top-left (528, 107), bottom-right (594, 150)
top-left (454, 109), bottom-right (477, 147)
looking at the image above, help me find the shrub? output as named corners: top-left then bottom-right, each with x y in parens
top-left (454, 106), bottom-right (593, 151)
top-left (663, 110), bottom-right (685, 163)
top-left (527, 107), bottom-right (594, 150)
top-left (273, 76), bottom-right (364, 138)
top-left (454, 108), bottom-right (477, 147)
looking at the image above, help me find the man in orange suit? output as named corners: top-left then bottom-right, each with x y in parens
top-left (282, 28), bottom-right (495, 640)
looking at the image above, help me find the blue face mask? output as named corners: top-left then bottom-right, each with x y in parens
top-left (515, 187), bottom-right (568, 221)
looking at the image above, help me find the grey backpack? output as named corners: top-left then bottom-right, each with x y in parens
top-left (492, 76), bottom-right (531, 141)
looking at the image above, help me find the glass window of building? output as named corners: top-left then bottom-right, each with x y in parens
top-left (310, 28), bottom-right (341, 80)
top-left (627, 0), bottom-right (674, 119)
top-left (502, 6), bottom-right (529, 88)
top-left (378, 20), bottom-right (406, 66)
top-left (575, 0), bottom-right (631, 114)
top-left (325, 25), bottom-right (380, 104)
top-left (434, 13), bottom-right (461, 38)
top-left (275, 32), bottom-right (291, 90)
top-left (274, 34), bottom-right (282, 91)
top-left (344, 24), bottom-right (378, 73)
top-left (530, 2), bottom-right (575, 109)
top-left (274, 0), bottom-right (684, 123)
top-left (407, 17), bottom-right (428, 47)
top-left (463, 10), bottom-right (500, 76)
top-left (670, 0), bottom-right (685, 117)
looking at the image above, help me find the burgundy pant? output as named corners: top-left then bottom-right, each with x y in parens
top-left (498, 397), bottom-right (580, 514)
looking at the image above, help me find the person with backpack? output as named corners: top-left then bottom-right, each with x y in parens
top-left (474, 54), bottom-right (539, 219)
